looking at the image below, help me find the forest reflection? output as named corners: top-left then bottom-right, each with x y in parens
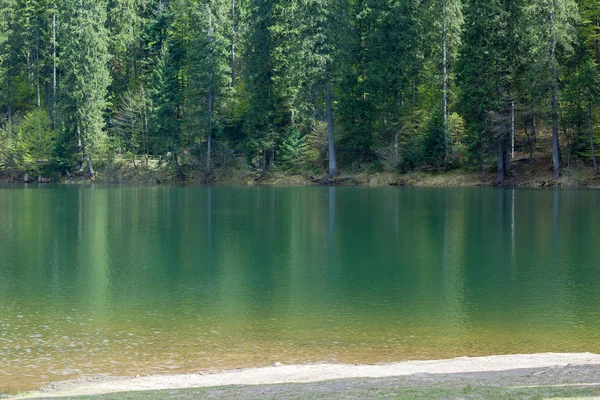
top-left (1, 186), bottom-right (600, 393)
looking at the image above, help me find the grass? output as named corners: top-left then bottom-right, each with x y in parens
top-left (23, 378), bottom-right (600, 400)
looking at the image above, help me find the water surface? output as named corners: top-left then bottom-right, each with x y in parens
top-left (1, 185), bottom-right (600, 393)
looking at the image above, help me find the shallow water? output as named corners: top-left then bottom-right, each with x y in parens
top-left (1, 185), bottom-right (600, 393)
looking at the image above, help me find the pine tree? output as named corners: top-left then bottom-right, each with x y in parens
top-left (60, 0), bottom-right (112, 176)
top-left (186, 0), bottom-right (231, 175)
top-left (108, 0), bottom-right (144, 92)
top-left (367, 0), bottom-right (424, 166)
top-left (420, 0), bottom-right (463, 155)
top-left (525, 0), bottom-right (579, 179)
top-left (458, 0), bottom-right (522, 183)
top-left (0, 0), bottom-right (20, 138)
top-left (578, 0), bottom-right (600, 65)
top-left (242, 0), bottom-right (282, 170)
top-left (300, 0), bottom-right (346, 177)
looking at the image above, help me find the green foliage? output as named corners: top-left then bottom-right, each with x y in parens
top-left (147, 42), bottom-right (181, 154)
top-left (447, 112), bottom-right (466, 165)
top-left (0, 126), bottom-right (16, 170)
top-left (563, 54), bottom-right (600, 157)
top-left (423, 111), bottom-right (447, 170)
top-left (185, 0), bottom-right (232, 171)
top-left (60, 0), bottom-right (112, 173)
top-left (457, 0), bottom-right (523, 170)
top-left (400, 134), bottom-right (424, 173)
top-left (279, 129), bottom-right (308, 171)
top-left (0, 0), bottom-right (596, 180)
top-left (303, 121), bottom-right (327, 171)
top-left (15, 109), bottom-right (54, 174)
top-left (112, 85), bottom-right (150, 159)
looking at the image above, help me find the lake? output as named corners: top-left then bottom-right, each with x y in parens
top-left (1, 185), bottom-right (600, 393)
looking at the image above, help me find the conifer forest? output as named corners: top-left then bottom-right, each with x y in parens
top-left (0, 0), bottom-right (599, 183)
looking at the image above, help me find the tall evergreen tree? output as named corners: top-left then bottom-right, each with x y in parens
top-left (368, 0), bottom-right (424, 166)
top-left (458, 0), bottom-right (522, 182)
top-left (0, 0), bottom-right (20, 138)
top-left (578, 0), bottom-right (600, 65)
top-left (525, 0), bottom-right (579, 179)
top-left (301, 0), bottom-right (347, 177)
top-left (186, 0), bottom-right (231, 174)
top-left (60, 0), bottom-right (112, 176)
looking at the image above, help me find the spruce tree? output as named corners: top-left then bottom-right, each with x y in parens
top-left (60, 0), bottom-right (111, 176)
top-left (186, 0), bottom-right (231, 174)
top-left (525, 0), bottom-right (579, 179)
top-left (458, 0), bottom-right (522, 182)
top-left (368, 0), bottom-right (424, 166)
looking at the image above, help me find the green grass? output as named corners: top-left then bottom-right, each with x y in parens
top-left (25, 380), bottom-right (600, 400)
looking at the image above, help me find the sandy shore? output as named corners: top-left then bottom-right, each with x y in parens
top-left (14, 353), bottom-right (600, 399)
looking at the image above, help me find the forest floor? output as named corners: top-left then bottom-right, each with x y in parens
top-left (4, 162), bottom-right (600, 188)
top-left (62, 138), bottom-right (600, 188)
top-left (91, 155), bottom-right (600, 189)
top-left (10, 353), bottom-right (600, 399)
top-left (2, 137), bottom-right (600, 188)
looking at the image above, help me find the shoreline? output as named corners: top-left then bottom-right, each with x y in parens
top-left (14, 353), bottom-right (600, 399)
top-left (2, 170), bottom-right (600, 189)
top-left (3, 153), bottom-right (600, 188)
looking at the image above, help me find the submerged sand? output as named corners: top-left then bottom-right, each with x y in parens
top-left (13, 353), bottom-right (600, 398)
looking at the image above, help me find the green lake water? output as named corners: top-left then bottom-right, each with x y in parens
top-left (1, 185), bottom-right (600, 393)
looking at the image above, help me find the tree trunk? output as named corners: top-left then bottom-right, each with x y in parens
top-left (526, 119), bottom-right (533, 171)
top-left (36, 31), bottom-right (41, 112)
top-left (442, 1), bottom-right (449, 164)
top-left (88, 155), bottom-right (95, 178)
top-left (125, 48), bottom-right (131, 88)
top-left (207, 87), bottom-right (213, 172)
top-left (7, 67), bottom-right (12, 137)
top-left (511, 100), bottom-right (515, 159)
top-left (326, 79), bottom-right (337, 177)
top-left (590, 103), bottom-right (598, 175)
top-left (550, 7), bottom-right (560, 180)
top-left (173, 152), bottom-right (185, 181)
top-left (503, 136), bottom-right (511, 176)
top-left (231, 0), bottom-right (236, 86)
top-left (207, 4), bottom-right (215, 174)
top-left (144, 103), bottom-right (149, 168)
top-left (496, 140), bottom-right (505, 184)
top-left (270, 147), bottom-right (275, 168)
top-left (597, 15), bottom-right (600, 66)
top-left (36, 34), bottom-right (42, 141)
top-left (393, 131), bottom-right (399, 165)
top-left (392, 88), bottom-right (399, 164)
top-left (52, 11), bottom-right (57, 131)
top-left (567, 134), bottom-right (571, 169)
top-left (45, 65), bottom-right (51, 118)
top-left (442, 0), bottom-right (447, 129)
top-left (531, 114), bottom-right (537, 144)
top-left (77, 123), bottom-right (82, 151)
